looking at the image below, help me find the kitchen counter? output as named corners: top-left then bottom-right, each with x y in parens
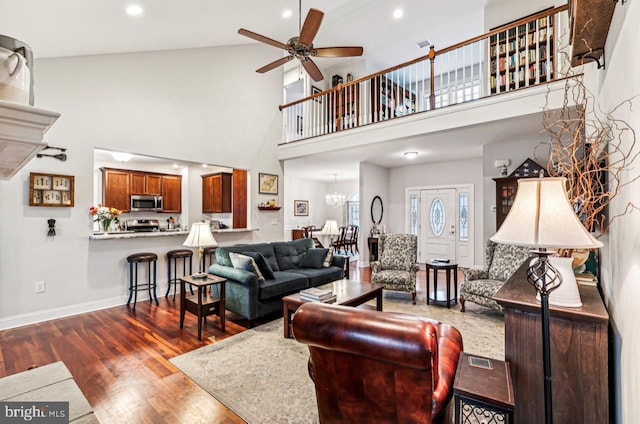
top-left (89, 228), bottom-right (259, 240)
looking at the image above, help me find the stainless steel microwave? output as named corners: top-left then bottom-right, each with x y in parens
top-left (130, 195), bottom-right (163, 212)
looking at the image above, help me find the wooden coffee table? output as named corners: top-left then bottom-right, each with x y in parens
top-left (282, 279), bottom-right (383, 338)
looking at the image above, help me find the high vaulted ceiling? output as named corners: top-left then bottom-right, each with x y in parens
top-left (1, 0), bottom-right (558, 182)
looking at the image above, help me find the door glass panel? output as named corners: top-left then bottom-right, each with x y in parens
top-left (430, 198), bottom-right (445, 236)
top-left (459, 193), bottom-right (469, 241)
top-left (410, 194), bottom-right (419, 235)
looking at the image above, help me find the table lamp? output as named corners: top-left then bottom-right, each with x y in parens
top-left (490, 176), bottom-right (602, 424)
top-left (183, 222), bottom-right (218, 278)
top-left (322, 219), bottom-right (340, 245)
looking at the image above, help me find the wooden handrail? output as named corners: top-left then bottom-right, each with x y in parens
top-left (279, 4), bottom-right (567, 111)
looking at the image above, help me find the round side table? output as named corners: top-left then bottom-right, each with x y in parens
top-left (425, 261), bottom-right (458, 308)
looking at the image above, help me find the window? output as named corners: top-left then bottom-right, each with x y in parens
top-left (409, 193), bottom-right (419, 235)
top-left (347, 193), bottom-right (359, 227)
top-left (430, 198), bottom-right (445, 236)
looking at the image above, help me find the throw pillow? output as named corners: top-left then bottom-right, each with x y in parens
top-left (229, 252), bottom-right (265, 282)
top-left (323, 249), bottom-right (334, 268)
top-left (241, 251), bottom-right (275, 280)
top-left (301, 248), bottom-right (329, 269)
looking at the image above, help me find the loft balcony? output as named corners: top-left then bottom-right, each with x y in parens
top-left (278, 5), bottom-right (583, 154)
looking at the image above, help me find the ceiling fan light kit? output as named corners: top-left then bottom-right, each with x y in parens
top-left (238, 4), bottom-right (363, 82)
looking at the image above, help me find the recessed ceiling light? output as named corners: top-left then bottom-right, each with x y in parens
top-left (202, 164), bottom-right (208, 168)
top-left (282, 9), bottom-right (292, 18)
top-left (393, 8), bottom-right (404, 19)
top-left (404, 151), bottom-right (418, 159)
top-left (126, 5), bottom-right (143, 16)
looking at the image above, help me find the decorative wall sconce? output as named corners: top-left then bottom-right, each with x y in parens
top-left (37, 146), bottom-right (68, 161)
top-left (494, 159), bottom-right (510, 176)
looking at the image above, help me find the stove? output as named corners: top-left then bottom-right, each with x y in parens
top-left (126, 219), bottom-right (160, 232)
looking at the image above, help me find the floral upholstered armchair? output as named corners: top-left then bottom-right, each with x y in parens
top-left (460, 240), bottom-right (531, 312)
top-left (371, 233), bottom-right (419, 304)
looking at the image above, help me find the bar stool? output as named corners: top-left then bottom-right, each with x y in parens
top-left (203, 246), bottom-right (217, 273)
top-left (126, 252), bottom-right (159, 310)
top-left (166, 249), bottom-right (194, 300)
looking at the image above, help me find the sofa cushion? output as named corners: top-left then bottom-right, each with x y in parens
top-left (487, 243), bottom-right (531, 281)
top-left (252, 243), bottom-right (281, 272)
top-left (229, 252), bottom-right (264, 282)
top-left (259, 271), bottom-right (308, 300)
top-left (461, 279), bottom-right (505, 298)
top-left (241, 252), bottom-right (275, 280)
top-left (300, 248), bottom-right (329, 269)
top-left (272, 239), bottom-right (313, 270)
top-left (292, 266), bottom-right (343, 287)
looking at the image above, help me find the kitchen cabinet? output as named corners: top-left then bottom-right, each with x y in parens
top-left (202, 172), bottom-right (232, 213)
top-left (131, 172), bottom-right (162, 195)
top-left (162, 175), bottom-right (182, 213)
top-left (232, 169), bottom-right (247, 228)
top-left (102, 168), bottom-right (131, 212)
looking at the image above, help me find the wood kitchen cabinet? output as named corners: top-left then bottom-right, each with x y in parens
top-left (101, 168), bottom-right (131, 212)
top-left (202, 172), bottom-right (232, 213)
top-left (162, 175), bottom-right (182, 213)
top-left (232, 169), bottom-right (247, 228)
top-left (131, 172), bottom-right (162, 195)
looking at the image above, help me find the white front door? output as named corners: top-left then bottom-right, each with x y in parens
top-left (420, 189), bottom-right (456, 262)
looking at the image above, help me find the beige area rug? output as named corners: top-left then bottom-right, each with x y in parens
top-left (0, 362), bottom-right (98, 423)
top-left (170, 292), bottom-right (504, 424)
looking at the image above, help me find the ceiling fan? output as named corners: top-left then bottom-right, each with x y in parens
top-left (237, 3), bottom-right (363, 82)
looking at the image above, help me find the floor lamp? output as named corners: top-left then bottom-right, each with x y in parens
top-left (183, 222), bottom-right (218, 278)
top-left (490, 177), bottom-right (602, 424)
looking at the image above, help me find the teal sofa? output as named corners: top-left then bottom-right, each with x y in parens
top-left (209, 238), bottom-right (346, 324)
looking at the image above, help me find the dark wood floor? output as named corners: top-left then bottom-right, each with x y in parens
top-left (0, 261), bottom-right (461, 423)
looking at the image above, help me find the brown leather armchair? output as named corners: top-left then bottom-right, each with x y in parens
top-left (292, 302), bottom-right (463, 424)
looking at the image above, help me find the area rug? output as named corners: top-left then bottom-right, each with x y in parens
top-left (170, 292), bottom-right (504, 424)
top-left (0, 362), bottom-right (98, 423)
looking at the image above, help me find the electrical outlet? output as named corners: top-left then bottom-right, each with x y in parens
top-left (35, 281), bottom-right (45, 293)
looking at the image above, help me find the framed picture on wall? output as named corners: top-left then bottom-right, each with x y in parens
top-left (294, 200), bottom-right (309, 216)
top-left (259, 173), bottom-right (278, 195)
top-left (29, 172), bottom-right (75, 207)
top-left (312, 85), bottom-right (322, 103)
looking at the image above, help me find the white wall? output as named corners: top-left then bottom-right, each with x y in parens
top-left (359, 162), bottom-right (389, 265)
top-left (596, 1), bottom-right (640, 422)
top-left (0, 44), bottom-right (284, 328)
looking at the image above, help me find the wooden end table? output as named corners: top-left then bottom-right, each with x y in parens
top-left (425, 261), bottom-right (458, 308)
top-left (180, 274), bottom-right (226, 340)
top-left (453, 353), bottom-right (515, 424)
top-left (282, 279), bottom-right (383, 338)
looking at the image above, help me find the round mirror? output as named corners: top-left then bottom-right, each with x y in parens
top-left (371, 196), bottom-right (383, 225)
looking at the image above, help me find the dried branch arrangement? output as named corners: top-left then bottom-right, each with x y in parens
top-left (535, 65), bottom-right (639, 237)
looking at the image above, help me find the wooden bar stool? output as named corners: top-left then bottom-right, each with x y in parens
top-left (202, 246), bottom-right (217, 273)
top-left (126, 252), bottom-right (159, 310)
top-left (166, 249), bottom-right (193, 300)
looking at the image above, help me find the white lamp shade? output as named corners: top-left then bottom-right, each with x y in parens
top-left (183, 223), bottom-right (217, 248)
top-left (322, 220), bottom-right (340, 236)
top-left (491, 177), bottom-right (603, 249)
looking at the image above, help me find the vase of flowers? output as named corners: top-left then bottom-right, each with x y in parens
top-left (90, 206), bottom-right (122, 233)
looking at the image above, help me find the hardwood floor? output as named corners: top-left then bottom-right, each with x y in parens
top-left (0, 261), bottom-right (461, 423)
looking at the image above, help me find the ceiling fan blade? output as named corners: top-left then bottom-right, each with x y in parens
top-left (298, 8), bottom-right (324, 46)
top-left (301, 58), bottom-right (324, 82)
top-left (256, 56), bottom-right (293, 74)
top-left (313, 47), bottom-right (364, 58)
top-left (238, 29), bottom-right (288, 50)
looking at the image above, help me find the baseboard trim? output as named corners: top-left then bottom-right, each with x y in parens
top-left (0, 296), bottom-right (134, 330)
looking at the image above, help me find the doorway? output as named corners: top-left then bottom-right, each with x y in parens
top-left (407, 185), bottom-right (473, 268)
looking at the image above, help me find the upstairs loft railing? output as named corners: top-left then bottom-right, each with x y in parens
top-left (280, 5), bottom-right (569, 144)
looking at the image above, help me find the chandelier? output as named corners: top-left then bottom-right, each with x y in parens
top-left (325, 175), bottom-right (346, 208)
